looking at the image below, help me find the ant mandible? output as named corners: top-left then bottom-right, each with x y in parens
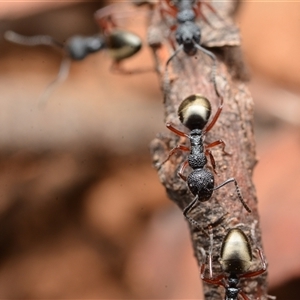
top-left (160, 94), bottom-right (251, 228)
top-left (160, 0), bottom-right (220, 96)
top-left (201, 228), bottom-right (267, 300)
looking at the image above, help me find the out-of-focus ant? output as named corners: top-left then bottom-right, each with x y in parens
top-left (201, 228), bottom-right (267, 300)
top-left (4, 4), bottom-right (149, 105)
top-left (160, 94), bottom-right (251, 228)
top-left (160, 0), bottom-right (221, 96)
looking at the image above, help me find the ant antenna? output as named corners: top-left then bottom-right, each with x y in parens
top-left (38, 58), bottom-right (71, 108)
top-left (164, 44), bottom-right (184, 85)
top-left (4, 30), bottom-right (63, 49)
top-left (165, 41), bottom-right (219, 97)
top-left (194, 43), bottom-right (219, 97)
top-left (208, 226), bottom-right (214, 278)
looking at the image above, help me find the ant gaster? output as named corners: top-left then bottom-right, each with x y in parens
top-left (201, 228), bottom-right (267, 300)
top-left (160, 94), bottom-right (251, 228)
top-left (160, 0), bottom-right (220, 95)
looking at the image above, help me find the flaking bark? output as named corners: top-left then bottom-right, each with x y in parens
top-left (148, 1), bottom-right (268, 299)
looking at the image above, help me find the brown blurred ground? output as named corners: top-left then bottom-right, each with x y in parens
top-left (0, 1), bottom-right (299, 299)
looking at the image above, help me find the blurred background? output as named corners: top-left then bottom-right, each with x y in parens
top-left (0, 1), bottom-right (299, 299)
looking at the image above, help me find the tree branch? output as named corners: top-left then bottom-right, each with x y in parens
top-left (149, 1), bottom-right (269, 299)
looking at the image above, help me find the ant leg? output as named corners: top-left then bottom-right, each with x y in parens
top-left (159, 0), bottom-right (177, 18)
top-left (38, 57), bottom-right (71, 108)
top-left (241, 248), bottom-right (267, 278)
top-left (200, 260), bottom-right (225, 284)
top-left (205, 149), bottom-right (217, 174)
top-left (194, 44), bottom-right (220, 98)
top-left (204, 95), bottom-right (223, 133)
top-left (183, 196), bottom-right (205, 231)
top-left (94, 4), bottom-right (120, 31)
top-left (214, 178), bottom-right (252, 213)
top-left (166, 122), bottom-right (188, 137)
top-left (159, 145), bottom-right (189, 168)
top-left (239, 291), bottom-right (251, 300)
top-left (193, 2), bottom-right (213, 26)
top-left (177, 160), bottom-right (189, 181)
top-left (206, 139), bottom-right (231, 156)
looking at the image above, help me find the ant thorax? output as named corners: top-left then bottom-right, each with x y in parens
top-left (177, 9), bottom-right (196, 23)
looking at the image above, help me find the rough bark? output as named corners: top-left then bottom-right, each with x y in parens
top-left (148, 1), bottom-right (268, 299)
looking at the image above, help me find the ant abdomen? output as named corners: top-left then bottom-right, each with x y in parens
top-left (187, 169), bottom-right (214, 201)
top-left (106, 29), bottom-right (142, 62)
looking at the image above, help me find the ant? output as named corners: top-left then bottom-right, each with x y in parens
top-left (160, 94), bottom-right (251, 228)
top-left (201, 228), bottom-right (267, 300)
top-left (160, 0), bottom-right (221, 95)
top-left (4, 27), bottom-right (141, 106)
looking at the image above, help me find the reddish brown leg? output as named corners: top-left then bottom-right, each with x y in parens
top-left (206, 139), bottom-right (231, 156)
top-left (177, 160), bottom-right (189, 181)
top-left (239, 291), bottom-right (251, 300)
top-left (204, 96), bottom-right (223, 133)
top-left (205, 149), bottom-right (217, 174)
top-left (159, 0), bottom-right (178, 52)
top-left (159, 145), bottom-right (189, 170)
top-left (200, 262), bottom-right (225, 284)
top-left (166, 123), bottom-right (188, 137)
top-left (193, 3), bottom-right (211, 25)
top-left (94, 4), bottom-right (118, 33)
top-left (240, 248), bottom-right (267, 278)
top-left (159, 0), bottom-right (177, 19)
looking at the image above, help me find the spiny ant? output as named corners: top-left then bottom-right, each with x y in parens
top-left (160, 0), bottom-right (221, 96)
top-left (160, 94), bottom-right (251, 228)
top-left (201, 228), bottom-right (267, 300)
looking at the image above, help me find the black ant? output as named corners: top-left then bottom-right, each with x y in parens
top-left (160, 0), bottom-right (220, 95)
top-left (4, 6), bottom-right (142, 106)
top-left (160, 94), bottom-right (251, 227)
top-left (201, 228), bottom-right (267, 300)
top-left (4, 27), bottom-right (142, 106)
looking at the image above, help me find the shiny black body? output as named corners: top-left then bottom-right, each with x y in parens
top-left (66, 35), bottom-right (105, 60)
top-left (163, 95), bottom-right (251, 228)
top-left (224, 275), bottom-right (242, 300)
top-left (186, 129), bottom-right (214, 200)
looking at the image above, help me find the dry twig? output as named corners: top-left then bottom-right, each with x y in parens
top-left (148, 1), bottom-right (268, 299)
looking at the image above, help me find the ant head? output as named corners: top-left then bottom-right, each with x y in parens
top-left (106, 29), bottom-right (142, 61)
top-left (178, 94), bottom-right (211, 131)
top-left (220, 228), bottom-right (252, 275)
